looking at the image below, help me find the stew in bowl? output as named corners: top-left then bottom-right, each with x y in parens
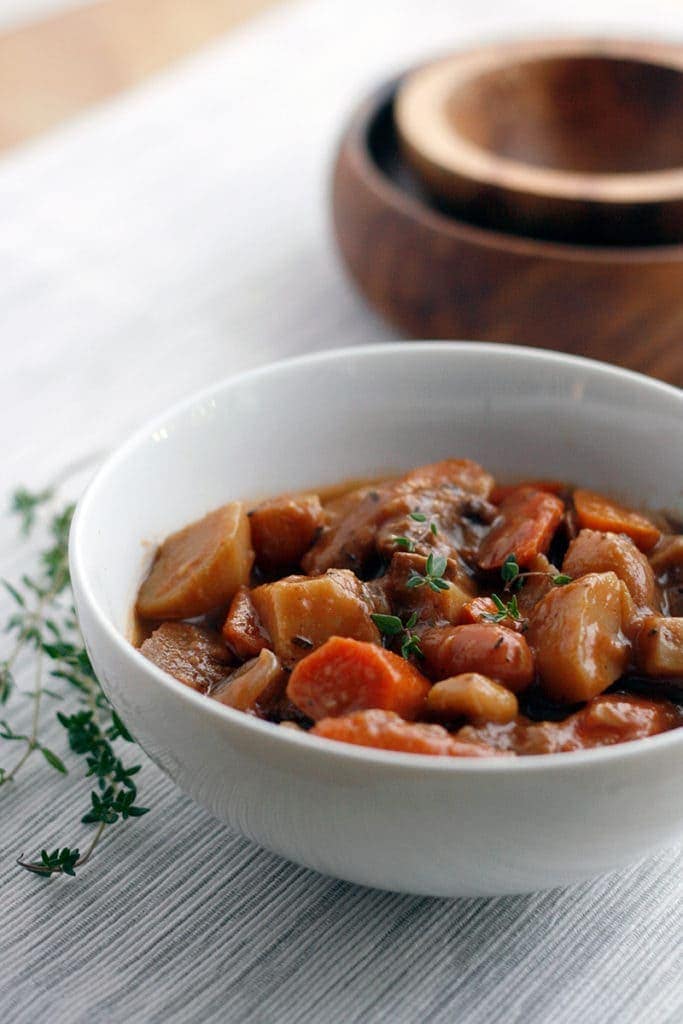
top-left (134, 458), bottom-right (683, 758)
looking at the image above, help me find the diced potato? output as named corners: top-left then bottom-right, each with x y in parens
top-left (251, 568), bottom-right (380, 667)
top-left (311, 709), bottom-right (500, 756)
top-left (420, 623), bottom-right (534, 693)
top-left (477, 488), bottom-right (564, 570)
top-left (210, 649), bottom-right (284, 711)
top-left (287, 637), bottom-right (431, 720)
top-left (427, 673), bottom-right (519, 724)
top-left (221, 586), bottom-right (269, 660)
top-left (249, 493), bottom-right (324, 571)
top-left (385, 552), bottom-right (474, 624)
top-left (634, 616), bottom-right (683, 677)
top-left (563, 529), bottom-right (657, 609)
top-left (573, 489), bottom-right (660, 552)
top-left (140, 622), bottom-right (234, 692)
top-left (527, 572), bottom-right (630, 703)
top-left (136, 502), bottom-right (253, 619)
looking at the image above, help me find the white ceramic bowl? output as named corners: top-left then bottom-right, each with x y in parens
top-left (71, 343), bottom-right (683, 898)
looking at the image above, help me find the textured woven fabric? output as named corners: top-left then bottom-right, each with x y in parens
top-left (1, 1), bottom-right (682, 1021)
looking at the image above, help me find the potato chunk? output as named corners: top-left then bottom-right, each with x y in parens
top-left (140, 622), bottom-right (234, 692)
top-left (249, 493), bottom-right (324, 571)
top-left (251, 568), bottom-right (380, 667)
top-left (527, 572), bottom-right (630, 703)
top-left (136, 503), bottom-right (253, 619)
top-left (563, 529), bottom-right (657, 609)
top-left (634, 616), bottom-right (683, 677)
top-left (385, 552), bottom-right (474, 624)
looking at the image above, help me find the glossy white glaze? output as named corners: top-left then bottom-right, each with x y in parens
top-left (70, 343), bottom-right (683, 897)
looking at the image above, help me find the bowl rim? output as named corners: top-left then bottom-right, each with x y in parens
top-left (395, 38), bottom-right (683, 206)
top-left (70, 341), bottom-right (683, 775)
top-left (348, 71), bottom-right (683, 262)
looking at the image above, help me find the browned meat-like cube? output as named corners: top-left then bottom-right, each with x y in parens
top-left (140, 622), bottom-right (234, 692)
top-left (384, 551), bottom-right (474, 625)
top-left (136, 502), bottom-right (253, 620)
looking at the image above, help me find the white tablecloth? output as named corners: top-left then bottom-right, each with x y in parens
top-left (1, 2), bottom-right (682, 1020)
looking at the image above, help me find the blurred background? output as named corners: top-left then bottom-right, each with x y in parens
top-left (0, 0), bottom-right (280, 150)
top-left (1, 0), bottom-right (681, 503)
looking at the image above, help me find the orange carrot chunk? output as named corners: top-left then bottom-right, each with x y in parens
top-left (573, 489), bottom-right (661, 552)
top-left (477, 488), bottom-right (564, 570)
top-left (286, 636), bottom-right (431, 721)
top-left (459, 596), bottom-right (499, 624)
top-left (311, 709), bottom-right (499, 757)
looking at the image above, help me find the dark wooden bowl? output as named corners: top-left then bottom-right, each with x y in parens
top-left (331, 79), bottom-right (683, 385)
top-left (395, 39), bottom-right (683, 246)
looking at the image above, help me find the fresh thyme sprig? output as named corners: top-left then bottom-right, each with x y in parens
top-left (500, 553), bottom-right (572, 591)
top-left (371, 611), bottom-right (423, 660)
top-left (392, 511), bottom-right (439, 554)
top-left (406, 552), bottom-right (450, 593)
top-left (482, 592), bottom-right (524, 625)
top-left (1, 487), bottom-right (149, 878)
top-left (482, 553), bottom-right (572, 628)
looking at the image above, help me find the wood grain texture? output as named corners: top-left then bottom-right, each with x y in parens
top-left (395, 39), bottom-right (683, 246)
top-left (0, 0), bottom-right (280, 151)
top-left (332, 83), bottom-right (683, 386)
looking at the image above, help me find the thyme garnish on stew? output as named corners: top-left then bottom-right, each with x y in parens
top-left (1, 487), bottom-right (149, 879)
top-left (500, 553), bottom-right (572, 591)
top-left (406, 552), bottom-right (450, 592)
top-left (483, 554), bottom-right (572, 627)
top-left (371, 611), bottom-right (423, 660)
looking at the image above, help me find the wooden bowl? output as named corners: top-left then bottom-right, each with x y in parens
top-left (331, 79), bottom-right (683, 385)
top-left (395, 39), bottom-right (683, 246)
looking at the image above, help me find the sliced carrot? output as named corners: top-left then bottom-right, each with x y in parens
top-left (573, 489), bottom-right (660, 552)
top-left (459, 596), bottom-right (527, 633)
top-left (311, 709), bottom-right (499, 757)
top-left (490, 480), bottom-right (566, 505)
top-left (459, 596), bottom-right (499, 624)
top-left (477, 488), bottom-right (564, 570)
top-left (222, 586), bottom-right (270, 660)
top-left (286, 636), bottom-right (430, 721)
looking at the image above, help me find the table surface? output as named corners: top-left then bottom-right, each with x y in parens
top-left (0, 2), bottom-right (681, 1022)
top-left (0, 0), bottom-right (278, 151)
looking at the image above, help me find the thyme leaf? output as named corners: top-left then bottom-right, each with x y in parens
top-left (1, 486), bottom-right (149, 879)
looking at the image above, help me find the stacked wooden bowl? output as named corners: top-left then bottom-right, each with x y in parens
top-left (331, 39), bottom-right (683, 384)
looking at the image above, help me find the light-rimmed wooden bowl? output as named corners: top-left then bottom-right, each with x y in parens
top-left (395, 39), bottom-right (683, 245)
top-left (331, 79), bottom-right (683, 385)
